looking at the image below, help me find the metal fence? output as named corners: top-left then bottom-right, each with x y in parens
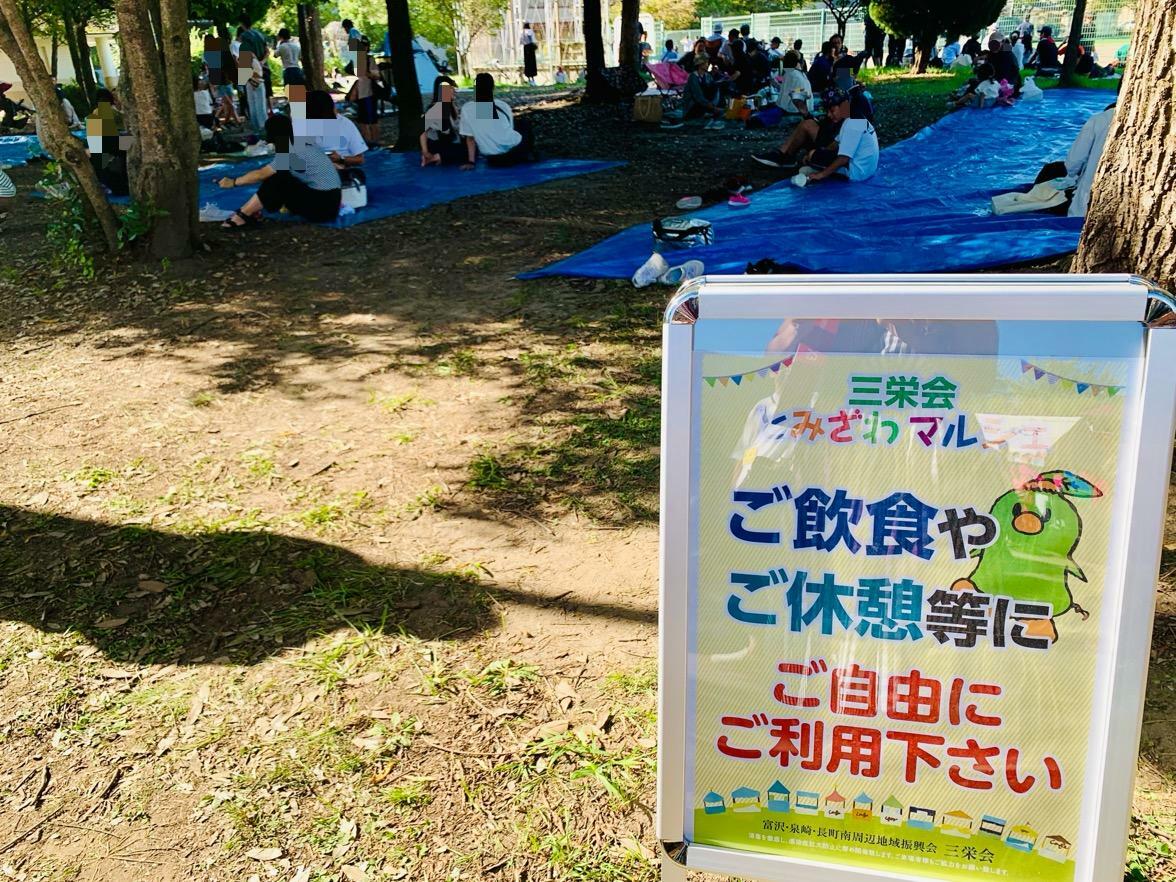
top-left (466, 0), bottom-right (1137, 83)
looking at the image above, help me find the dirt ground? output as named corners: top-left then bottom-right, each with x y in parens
top-left (0, 82), bottom-right (1174, 882)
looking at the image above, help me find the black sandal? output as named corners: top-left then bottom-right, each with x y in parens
top-left (221, 209), bottom-right (260, 229)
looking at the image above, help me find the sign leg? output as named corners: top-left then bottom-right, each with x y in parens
top-left (661, 852), bottom-right (688, 882)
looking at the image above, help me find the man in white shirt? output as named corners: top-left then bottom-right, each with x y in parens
top-left (776, 50), bottom-right (813, 117)
top-left (754, 87), bottom-right (878, 183)
top-left (1064, 103), bottom-right (1115, 217)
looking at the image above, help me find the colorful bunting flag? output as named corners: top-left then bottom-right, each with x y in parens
top-left (1019, 359), bottom-right (1125, 397)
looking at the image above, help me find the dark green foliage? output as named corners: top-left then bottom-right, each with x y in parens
top-left (869, 0), bottom-right (1005, 39)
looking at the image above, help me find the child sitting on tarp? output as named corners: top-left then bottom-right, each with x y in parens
top-left (949, 62), bottom-right (1000, 109)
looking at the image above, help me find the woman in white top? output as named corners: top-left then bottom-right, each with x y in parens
top-left (521, 22), bottom-right (538, 86)
top-left (459, 73), bottom-right (536, 169)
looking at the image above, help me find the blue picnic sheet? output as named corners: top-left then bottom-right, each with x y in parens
top-left (518, 88), bottom-right (1112, 279)
top-left (0, 134), bottom-right (44, 167)
top-left (195, 150), bottom-right (622, 227)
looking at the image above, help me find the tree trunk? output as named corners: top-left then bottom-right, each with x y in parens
top-left (114, 0), bottom-right (200, 258)
top-left (1061, 0), bottom-right (1088, 85)
top-left (912, 29), bottom-right (936, 73)
top-left (1072, 0), bottom-right (1176, 292)
top-left (618, 0), bottom-right (638, 71)
top-left (385, 0), bottom-right (423, 151)
top-left (50, 30), bottom-right (58, 78)
top-left (0, 3), bottom-right (119, 250)
top-left (75, 25), bottom-right (96, 103)
top-left (581, 0), bottom-right (607, 102)
top-left (833, 13), bottom-right (848, 35)
top-left (298, 3), bottom-right (329, 91)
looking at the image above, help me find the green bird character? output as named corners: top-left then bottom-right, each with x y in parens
top-left (951, 469), bottom-right (1101, 643)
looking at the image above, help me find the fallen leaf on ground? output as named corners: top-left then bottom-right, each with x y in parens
top-left (246, 847), bottom-right (283, 861)
top-left (341, 865), bottom-right (368, 882)
top-left (94, 617), bottom-right (129, 630)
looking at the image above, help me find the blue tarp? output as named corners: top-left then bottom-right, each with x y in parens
top-left (0, 134), bottom-right (43, 167)
top-left (519, 88), bottom-right (1111, 280)
top-left (197, 151), bottom-right (622, 227)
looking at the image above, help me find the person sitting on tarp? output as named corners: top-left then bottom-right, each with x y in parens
top-left (1027, 25), bottom-right (1060, 75)
top-left (949, 62), bottom-right (999, 109)
top-left (86, 89), bottom-right (130, 197)
top-left (218, 113), bottom-right (341, 227)
top-left (752, 87), bottom-right (878, 183)
top-left (0, 167), bottom-right (14, 198)
top-left (420, 75), bottom-right (466, 166)
top-left (459, 73), bottom-right (537, 169)
top-left (777, 50), bottom-right (813, 118)
top-left (807, 41), bottom-right (835, 91)
top-left (302, 88), bottom-right (367, 171)
top-left (991, 38), bottom-right (1023, 91)
top-left (668, 53), bottom-right (723, 126)
top-left (1058, 100), bottom-right (1116, 217)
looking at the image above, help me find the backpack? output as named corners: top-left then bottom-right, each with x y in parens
top-left (652, 216), bottom-right (714, 249)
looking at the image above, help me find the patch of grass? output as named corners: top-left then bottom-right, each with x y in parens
top-left (369, 390), bottom-right (432, 414)
top-left (435, 349), bottom-right (479, 377)
top-left (498, 728), bottom-right (655, 806)
top-left (189, 390), bottom-right (215, 407)
top-left (465, 658), bottom-right (539, 696)
top-left (68, 465), bottom-right (118, 491)
top-left (522, 817), bottom-right (657, 882)
top-left (392, 431), bottom-right (416, 445)
top-left (298, 502), bottom-right (344, 529)
top-left (603, 665), bottom-right (657, 698)
top-left (383, 777), bottom-right (436, 809)
top-left (240, 449), bottom-right (277, 479)
top-left (467, 453), bottom-right (512, 491)
top-left (517, 345), bottom-right (585, 388)
top-left (1127, 814), bottom-right (1176, 881)
top-left (404, 484), bottom-right (446, 517)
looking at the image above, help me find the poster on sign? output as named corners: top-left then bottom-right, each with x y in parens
top-left (656, 276), bottom-right (1176, 882)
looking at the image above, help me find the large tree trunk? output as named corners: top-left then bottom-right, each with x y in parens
top-left (581, 0), bottom-right (607, 102)
top-left (617, 0), bottom-right (638, 71)
top-left (1061, 0), bottom-right (1088, 85)
top-left (50, 30), bottom-right (58, 78)
top-left (911, 29), bottom-right (936, 73)
top-left (386, 0), bottom-right (423, 151)
top-left (0, 3), bottom-right (119, 250)
top-left (298, 3), bottom-right (329, 91)
top-left (114, 0), bottom-right (200, 258)
top-left (1072, 0), bottom-right (1175, 292)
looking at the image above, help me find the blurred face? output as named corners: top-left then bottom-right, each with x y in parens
top-left (440, 83), bottom-right (454, 102)
top-left (831, 35), bottom-right (842, 50)
top-left (828, 99), bottom-right (850, 123)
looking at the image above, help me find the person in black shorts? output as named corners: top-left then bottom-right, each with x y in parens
top-left (218, 114), bottom-right (342, 227)
top-left (752, 87), bottom-right (846, 172)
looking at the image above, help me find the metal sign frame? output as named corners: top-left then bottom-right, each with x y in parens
top-left (657, 274), bottom-right (1176, 882)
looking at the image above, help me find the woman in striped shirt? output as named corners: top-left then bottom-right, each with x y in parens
top-left (218, 113), bottom-right (341, 227)
top-left (0, 167), bottom-right (14, 198)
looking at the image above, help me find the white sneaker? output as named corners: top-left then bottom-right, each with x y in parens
top-left (199, 202), bottom-right (234, 222)
top-left (632, 252), bottom-right (670, 288)
top-left (659, 260), bottom-right (705, 286)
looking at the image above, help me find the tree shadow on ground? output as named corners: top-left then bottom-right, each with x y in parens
top-left (0, 505), bottom-right (656, 665)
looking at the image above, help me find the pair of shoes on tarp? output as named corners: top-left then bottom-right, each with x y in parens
top-left (676, 177), bottom-right (753, 211)
top-left (632, 252), bottom-right (705, 288)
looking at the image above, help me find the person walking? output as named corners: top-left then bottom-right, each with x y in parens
top-left (521, 22), bottom-right (538, 86)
